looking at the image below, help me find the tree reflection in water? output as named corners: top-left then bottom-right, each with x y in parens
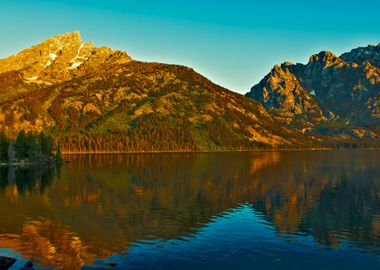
top-left (0, 150), bottom-right (378, 269)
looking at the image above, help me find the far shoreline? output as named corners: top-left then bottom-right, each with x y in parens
top-left (60, 147), bottom-right (380, 155)
top-left (0, 160), bottom-right (67, 167)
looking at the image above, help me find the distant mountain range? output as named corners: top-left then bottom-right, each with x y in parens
top-left (246, 45), bottom-right (380, 140)
top-left (0, 32), bottom-right (378, 152)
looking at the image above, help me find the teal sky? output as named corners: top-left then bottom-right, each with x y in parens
top-left (1, 0), bottom-right (380, 93)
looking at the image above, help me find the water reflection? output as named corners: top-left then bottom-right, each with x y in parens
top-left (0, 151), bottom-right (379, 269)
top-left (0, 166), bottom-right (58, 196)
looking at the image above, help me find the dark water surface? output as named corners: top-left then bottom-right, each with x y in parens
top-left (0, 150), bottom-right (379, 269)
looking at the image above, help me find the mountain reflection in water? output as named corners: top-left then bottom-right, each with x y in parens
top-left (0, 150), bottom-right (379, 269)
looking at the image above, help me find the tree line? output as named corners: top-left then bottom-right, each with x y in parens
top-left (0, 131), bottom-right (62, 164)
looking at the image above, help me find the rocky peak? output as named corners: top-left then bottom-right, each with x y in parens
top-left (270, 62), bottom-right (294, 78)
top-left (271, 64), bottom-right (286, 75)
top-left (0, 31), bottom-right (85, 71)
top-left (282, 61), bottom-right (294, 68)
top-left (246, 60), bottom-right (323, 127)
top-left (247, 43), bottom-right (380, 137)
top-left (308, 51), bottom-right (342, 68)
top-left (43, 31), bottom-right (84, 50)
top-left (0, 31), bottom-right (132, 83)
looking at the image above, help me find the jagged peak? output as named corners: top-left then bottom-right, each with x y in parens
top-left (66, 30), bottom-right (81, 39)
top-left (48, 30), bottom-right (82, 42)
top-left (0, 31), bottom-right (88, 62)
top-left (282, 61), bottom-right (294, 67)
top-left (271, 62), bottom-right (294, 75)
top-left (309, 51), bottom-right (341, 65)
top-left (0, 31), bottom-right (132, 82)
top-left (26, 31), bottom-right (85, 53)
top-left (269, 64), bottom-right (287, 77)
top-left (251, 62), bottom-right (298, 92)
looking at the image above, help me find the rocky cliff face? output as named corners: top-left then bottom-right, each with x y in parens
top-left (246, 45), bottom-right (380, 139)
top-left (247, 62), bottom-right (325, 129)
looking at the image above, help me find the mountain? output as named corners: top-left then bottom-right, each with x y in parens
top-left (246, 45), bottom-right (380, 139)
top-left (0, 31), bottom-right (132, 84)
top-left (0, 31), bottom-right (317, 153)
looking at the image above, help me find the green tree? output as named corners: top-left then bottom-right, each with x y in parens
top-left (28, 136), bottom-right (42, 163)
top-left (0, 132), bottom-right (8, 162)
top-left (54, 144), bottom-right (62, 161)
top-left (8, 142), bottom-right (16, 163)
top-left (15, 130), bottom-right (27, 159)
top-left (39, 132), bottom-right (54, 158)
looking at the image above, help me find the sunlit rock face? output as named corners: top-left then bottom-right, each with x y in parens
top-left (246, 62), bottom-right (324, 127)
top-left (0, 31), bottom-right (132, 83)
top-left (246, 45), bottom-right (380, 139)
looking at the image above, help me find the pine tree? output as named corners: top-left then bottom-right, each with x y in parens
top-left (7, 142), bottom-right (16, 163)
top-left (15, 130), bottom-right (27, 159)
top-left (39, 132), bottom-right (54, 158)
top-left (28, 138), bottom-right (42, 163)
top-left (55, 144), bottom-right (62, 161)
top-left (0, 132), bottom-right (8, 162)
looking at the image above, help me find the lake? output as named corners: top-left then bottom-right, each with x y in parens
top-left (0, 150), bottom-right (379, 269)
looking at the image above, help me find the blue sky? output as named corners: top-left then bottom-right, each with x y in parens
top-left (1, 0), bottom-right (380, 93)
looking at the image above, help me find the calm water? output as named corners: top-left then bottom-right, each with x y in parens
top-left (0, 150), bottom-right (379, 269)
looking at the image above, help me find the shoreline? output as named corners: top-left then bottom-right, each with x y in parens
top-left (0, 160), bottom-right (67, 167)
top-left (60, 147), bottom-right (380, 155)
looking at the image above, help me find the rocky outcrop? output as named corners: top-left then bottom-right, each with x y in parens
top-left (246, 46), bottom-right (380, 138)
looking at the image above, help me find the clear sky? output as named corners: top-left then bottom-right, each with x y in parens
top-left (1, 0), bottom-right (380, 93)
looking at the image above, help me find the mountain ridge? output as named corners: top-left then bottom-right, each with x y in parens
top-left (246, 43), bottom-right (380, 140)
top-left (0, 31), bottom-right (324, 152)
